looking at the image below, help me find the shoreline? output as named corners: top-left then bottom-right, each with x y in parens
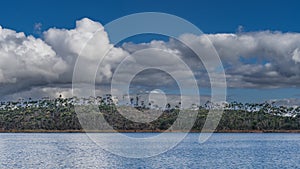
top-left (1, 129), bottom-right (300, 133)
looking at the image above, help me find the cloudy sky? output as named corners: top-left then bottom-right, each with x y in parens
top-left (0, 0), bottom-right (300, 103)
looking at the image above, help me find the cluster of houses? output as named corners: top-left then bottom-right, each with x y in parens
top-left (0, 94), bottom-right (118, 110)
top-left (0, 94), bottom-right (202, 111)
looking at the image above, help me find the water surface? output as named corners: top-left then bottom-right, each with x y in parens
top-left (0, 133), bottom-right (299, 168)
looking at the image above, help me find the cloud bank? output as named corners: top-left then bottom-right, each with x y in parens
top-left (0, 18), bottom-right (300, 101)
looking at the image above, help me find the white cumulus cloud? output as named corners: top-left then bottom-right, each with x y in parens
top-left (0, 25), bottom-right (67, 96)
top-left (1, 18), bottom-right (300, 100)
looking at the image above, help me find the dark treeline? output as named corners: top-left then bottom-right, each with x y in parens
top-left (0, 97), bottom-right (300, 131)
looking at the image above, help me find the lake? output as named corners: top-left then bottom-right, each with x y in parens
top-left (0, 133), bottom-right (299, 168)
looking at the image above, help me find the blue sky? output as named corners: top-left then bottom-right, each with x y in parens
top-left (1, 0), bottom-right (300, 35)
top-left (0, 0), bottom-right (300, 103)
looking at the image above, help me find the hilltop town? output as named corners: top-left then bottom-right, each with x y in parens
top-left (0, 94), bottom-right (299, 132)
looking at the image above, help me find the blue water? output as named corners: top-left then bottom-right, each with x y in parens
top-left (0, 133), bottom-right (299, 168)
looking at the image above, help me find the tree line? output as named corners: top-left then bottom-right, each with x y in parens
top-left (0, 97), bottom-right (299, 131)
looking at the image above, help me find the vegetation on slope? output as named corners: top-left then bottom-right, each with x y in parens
top-left (0, 97), bottom-right (299, 131)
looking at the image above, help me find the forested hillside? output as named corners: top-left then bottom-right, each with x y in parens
top-left (0, 97), bottom-right (300, 131)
